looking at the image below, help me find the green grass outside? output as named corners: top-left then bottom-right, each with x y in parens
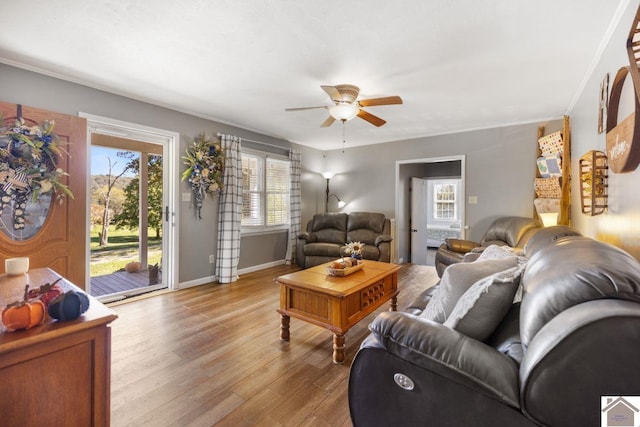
top-left (90, 225), bottom-right (162, 277)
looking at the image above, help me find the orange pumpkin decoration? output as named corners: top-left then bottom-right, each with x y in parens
top-left (1, 285), bottom-right (47, 331)
top-left (124, 262), bottom-right (141, 273)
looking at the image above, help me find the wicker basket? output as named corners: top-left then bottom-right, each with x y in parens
top-left (535, 177), bottom-right (562, 199)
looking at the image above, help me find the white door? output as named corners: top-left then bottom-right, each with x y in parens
top-left (410, 177), bottom-right (428, 265)
top-left (82, 114), bottom-right (178, 303)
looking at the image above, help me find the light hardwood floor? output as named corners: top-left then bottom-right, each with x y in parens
top-left (109, 263), bottom-right (439, 427)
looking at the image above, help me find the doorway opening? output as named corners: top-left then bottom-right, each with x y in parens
top-left (82, 114), bottom-right (178, 302)
top-left (395, 155), bottom-right (466, 266)
top-left (426, 178), bottom-right (463, 247)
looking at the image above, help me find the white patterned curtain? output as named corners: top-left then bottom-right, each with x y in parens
top-left (285, 150), bottom-right (301, 265)
top-left (216, 134), bottom-right (243, 283)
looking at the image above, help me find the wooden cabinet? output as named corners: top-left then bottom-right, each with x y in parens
top-left (0, 269), bottom-right (117, 426)
top-left (534, 115), bottom-right (572, 226)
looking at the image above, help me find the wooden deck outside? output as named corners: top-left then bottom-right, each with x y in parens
top-left (90, 270), bottom-right (162, 297)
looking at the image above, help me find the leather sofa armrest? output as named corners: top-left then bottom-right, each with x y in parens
top-left (463, 252), bottom-right (481, 262)
top-left (519, 300), bottom-right (640, 426)
top-left (367, 311), bottom-right (520, 407)
top-left (375, 234), bottom-right (393, 247)
top-left (445, 238), bottom-right (481, 253)
top-left (405, 284), bottom-right (440, 315)
top-left (297, 232), bottom-right (317, 243)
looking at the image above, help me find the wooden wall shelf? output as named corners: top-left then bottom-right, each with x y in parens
top-left (579, 150), bottom-right (608, 216)
top-left (534, 115), bottom-right (571, 226)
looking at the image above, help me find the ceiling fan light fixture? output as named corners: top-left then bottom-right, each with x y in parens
top-left (329, 103), bottom-right (359, 121)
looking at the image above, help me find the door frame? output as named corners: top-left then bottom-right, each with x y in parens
top-left (80, 113), bottom-right (179, 296)
top-left (410, 177), bottom-right (428, 265)
top-left (395, 155), bottom-right (466, 264)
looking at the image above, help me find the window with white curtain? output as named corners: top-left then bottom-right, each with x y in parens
top-left (241, 149), bottom-right (290, 232)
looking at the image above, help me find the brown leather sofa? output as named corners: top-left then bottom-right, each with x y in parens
top-left (434, 216), bottom-right (541, 277)
top-left (296, 212), bottom-right (392, 268)
top-left (349, 226), bottom-right (640, 426)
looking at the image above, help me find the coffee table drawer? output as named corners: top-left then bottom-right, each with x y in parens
top-left (346, 274), bottom-right (397, 325)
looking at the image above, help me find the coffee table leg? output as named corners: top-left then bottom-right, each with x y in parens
top-left (390, 295), bottom-right (398, 311)
top-left (280, 314), bottom-right (290, 341)
top-left (333, 334), bottom-right (345, 364)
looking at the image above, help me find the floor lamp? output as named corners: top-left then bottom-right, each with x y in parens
top-left (323, 172), bottom-right (345, 212)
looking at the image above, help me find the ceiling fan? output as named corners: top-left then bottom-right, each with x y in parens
top-left (285, 84), bottom-right (403, 127)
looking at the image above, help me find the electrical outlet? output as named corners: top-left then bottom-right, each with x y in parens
top-left (468, 196), bottom-right (478, 204)
top-left (209, 255), bottom-right (215, 264)
top-left (182, 192), bottom-right (191, 202)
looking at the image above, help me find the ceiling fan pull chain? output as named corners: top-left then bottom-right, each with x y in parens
top-left (342, 120), bottom-right (346, 153)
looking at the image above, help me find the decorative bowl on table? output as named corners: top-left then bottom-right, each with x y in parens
top-left (326, 258), bottom-right (364, 276)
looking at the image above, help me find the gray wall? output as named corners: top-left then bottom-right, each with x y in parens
top-left (316, 120), bottom-right (561, 263)
top-left (569, 0), bottom-right (640, 260)
top-left (0, 63), bottom-right (293, 283)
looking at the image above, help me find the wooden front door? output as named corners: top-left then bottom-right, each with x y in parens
top-left (0, 101), bottom-right (87, 288)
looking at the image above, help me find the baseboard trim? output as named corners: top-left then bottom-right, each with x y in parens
top-left (179, 275), bottom-right (217, 289)
top-left (238, 259), bottom-right (286, 275)
top-left (177, 260), bottom-right (287, 289)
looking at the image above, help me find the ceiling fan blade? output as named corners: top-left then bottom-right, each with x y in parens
top-left (285, 106), bottom-right (330, 112)
top-left (357, 109), bottom-right (387, 127)
top-left (321, 116), bottom-right (336, 127)
top-left (321, 85), bottom-right (343, 102)
top-left (358, 96), bottom-right (403, 107)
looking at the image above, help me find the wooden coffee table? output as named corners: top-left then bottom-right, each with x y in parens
top-left (276, 260), bottom-right (401, 364)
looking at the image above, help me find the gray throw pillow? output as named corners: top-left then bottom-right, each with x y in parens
top-left (443, 265), bottom-right (523, 341)
top-left (420, 256), bottom-right (519, 323)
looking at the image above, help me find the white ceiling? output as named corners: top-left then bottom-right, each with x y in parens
top-left (0, 1), bottom-right (627, 150)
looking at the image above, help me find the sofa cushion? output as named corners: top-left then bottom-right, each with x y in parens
top-left (421, 257), bottom-right (520, 323)
top-left (485, 303), bottom-right (524, 364)
top-left (311, 213), bottom-right (348, 244)
top-left (523, 225), bottom-right (581, 258)
top-left (481, 217), bottom-right (541, 248)
top-left (303, 242), bottom-right (343, 258)
top-left (520, 236), bottom-right (640, 349)
top-left (346, 212), bottom-right (386, 245)
top-left (443, 265), bottom-right (523, 341)
top-left (342, 244), bottom-right (380, 261)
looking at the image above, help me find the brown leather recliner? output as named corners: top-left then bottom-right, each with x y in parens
top-left (434, 216), bottom-right (541, 277)
top-left (296, 212), bottom-right (392, 268)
